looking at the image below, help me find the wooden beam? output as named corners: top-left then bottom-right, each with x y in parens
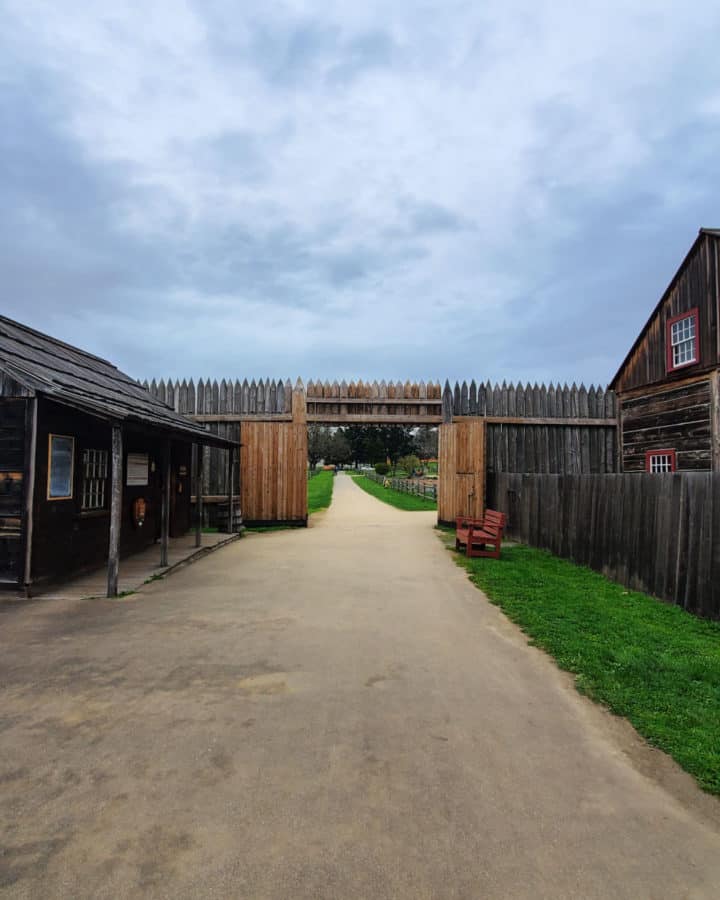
top-left (307, 397), bottom-right (441, 406)
top-left (226, 445), bottom-right (235, 534)
top-left (160, 439), bottom-right (171, 567)
top-left (107, 424), bottom-right (123, 598)
top-left (194, 443), bottom-right (203, 548)
top-left (456, 416), bottom-right (617, 427)
top-left (192, 414), bottom-right (292, 423)
top-left (710, 370), bottom-right (720, 472)
top-left (309, 414), bottom-right (444, 425)
top-left (23, 397), bottom-right (38, 594)
top-left (615, 372), bottom-right (712, 401)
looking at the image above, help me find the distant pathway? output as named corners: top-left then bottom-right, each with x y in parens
top-left (1, 473), bottom-right (720, 898)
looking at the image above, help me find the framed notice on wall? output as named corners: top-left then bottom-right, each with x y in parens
top-left (126, 453), bottom-right (149, 486)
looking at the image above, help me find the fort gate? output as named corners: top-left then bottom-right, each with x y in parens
top-left (146, 378), bottom-right (617, 527)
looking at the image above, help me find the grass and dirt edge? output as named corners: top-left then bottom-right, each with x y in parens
top-left (439, 532), bottom-right (720, 796)
top-left (351, 474), bottom-right (437, 511)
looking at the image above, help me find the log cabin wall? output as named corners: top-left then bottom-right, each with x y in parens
top-left (620, 379), bottom-right (713, 472)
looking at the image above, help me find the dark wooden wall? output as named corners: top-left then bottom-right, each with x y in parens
top-left (613, 232), bottom-right (720, 393)
top-left (0, 399), bottom-right (27, 585)
top-left (30, 400), bottom-right (192, 584)
top-left (621, 379), bottom-right (713, 472)
top-left (488, 472), bottom-right (720, 619)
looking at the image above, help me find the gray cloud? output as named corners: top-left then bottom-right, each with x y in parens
top-left (1, 1), bottom-right (720, 385)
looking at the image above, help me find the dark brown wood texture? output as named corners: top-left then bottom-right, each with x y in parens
top-left (0, 398), bottom-right (27, 584)
top-left (488, 472), bottom-right (720, 619)
top-left (612, 231), bottom-right (720, 393)
top-left (621, 379), bottom-right (713, 472)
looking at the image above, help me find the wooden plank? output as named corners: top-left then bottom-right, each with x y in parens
top-left (23, 397), bottom-right (38, 590)
top-left (711, 370), bottom-right (720, 472)
top-left (195, 443), bottom-right (203, 547)
top-left (106, 425), bottom-right (123, 598)
top-left (160, 440), bottom-right (171, 567)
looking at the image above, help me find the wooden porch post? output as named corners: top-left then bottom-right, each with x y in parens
top-left (195, 442), bottom-right (203, 547)
top-left (160, 439), bottom-right (171, 567)
top-left (107, 424), bottom-right (123, 598)
top-left (23, 397), bottom-right (38, 596)
top-left (226, 445), bottom-right (234, 534)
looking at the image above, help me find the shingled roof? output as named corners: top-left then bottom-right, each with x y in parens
top-left (0, 316), bottom-right (236, 448)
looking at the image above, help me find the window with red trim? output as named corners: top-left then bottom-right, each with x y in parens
top-left (666, 308), bottom-right (699, 372)
top-left (645, 450), bottom-right (676, 473)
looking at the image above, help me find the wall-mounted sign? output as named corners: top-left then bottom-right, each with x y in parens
top-left (126, 453), bottom-right (149, 486)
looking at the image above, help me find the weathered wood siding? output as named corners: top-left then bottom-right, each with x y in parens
top-left (438, 420), bottom-right (486, 525)
top-left (489, 472), bottom-right (720, 619)
top-left (0, 398), bottom-right (27, 584)
top-left (30, 399), bottom-right (192, 584)
top-left (0, 371), bottom-right (32, 398)
top-left (613, 232), bottom-right (720, 393)
top-left (621, 379), bottom-right (713, 472)
top-left (240, 422), bottom-right (308, 525)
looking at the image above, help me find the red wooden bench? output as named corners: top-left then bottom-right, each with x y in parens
top-left (455, 509), bottom-right (507, 559)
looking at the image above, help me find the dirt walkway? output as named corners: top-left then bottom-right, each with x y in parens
top-left (1, 473), bottom-right (719, 898)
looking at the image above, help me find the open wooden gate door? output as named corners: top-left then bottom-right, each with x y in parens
top-left (239, 383), bottom-right (308, 526)
top-left (438, 419), bottom-right (486, 525)
top-left (240, 421), bottom-right (308, 525)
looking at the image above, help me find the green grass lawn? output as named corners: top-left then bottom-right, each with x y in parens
top-left (308, 469), bottom-right (334, 514)
top-left (446, 540), bottom-right (720, 794)
top-left (351, 474), bottom-right (437, 511)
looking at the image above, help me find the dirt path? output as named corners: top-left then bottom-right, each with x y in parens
top-left (1, 472), bottom-right (719, 898)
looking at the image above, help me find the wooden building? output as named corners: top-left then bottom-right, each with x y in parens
top-left (0, 316), bottom-right (238, 596)
top-left (610, 228), bottom-right (720, 473)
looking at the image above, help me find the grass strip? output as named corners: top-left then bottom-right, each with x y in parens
top-left (308, 470), bottom-right (335, 514)
top-left (351, 474), bottom-right (437, 511)
top-left (447, 541), bottom-right (720, 795)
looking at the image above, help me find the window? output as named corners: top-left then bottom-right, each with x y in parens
top-left (47, 435), bottom-right (75, 499)
top-left (81, 449), bottom-right (109, 510)
top-left (666, 308), bottom-right (699, 372)
top-left (645, 450), bottom-right (676, 473)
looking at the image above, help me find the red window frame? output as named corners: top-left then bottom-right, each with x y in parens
top-left (645, 449), bottom-right (676, 473)
top-left (666, 307), bottom-right (700, 373)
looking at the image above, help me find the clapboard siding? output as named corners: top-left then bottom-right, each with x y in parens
top-left (621, 380), bottom-right (712, 472)
top-left (488, 472), bottom-right (720, 619)
top-left (612, 231), bottom-right (720, 394)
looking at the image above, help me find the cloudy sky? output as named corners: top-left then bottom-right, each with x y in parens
top-left (2, 1), bottom-right (719, 387)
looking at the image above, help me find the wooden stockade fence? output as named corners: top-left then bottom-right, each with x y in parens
top-left (488, 472), bottom-right (720, 619)
top-left (145, 378), bottom-right (618, 520)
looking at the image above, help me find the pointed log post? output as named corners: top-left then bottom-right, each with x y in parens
top-left (226, 445), bottom-right (235, 534)
top-left (107, 424), bottom-right (123, 598)
top-left (160, 439), bottom-right (171, 567)
top-left (194, 442), bottom-right (203, 548)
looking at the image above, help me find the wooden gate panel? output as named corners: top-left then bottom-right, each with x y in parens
top-left (240, 421), bottom-right (307, 524)
top-left (438, 420), bottom-right (486, 524)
